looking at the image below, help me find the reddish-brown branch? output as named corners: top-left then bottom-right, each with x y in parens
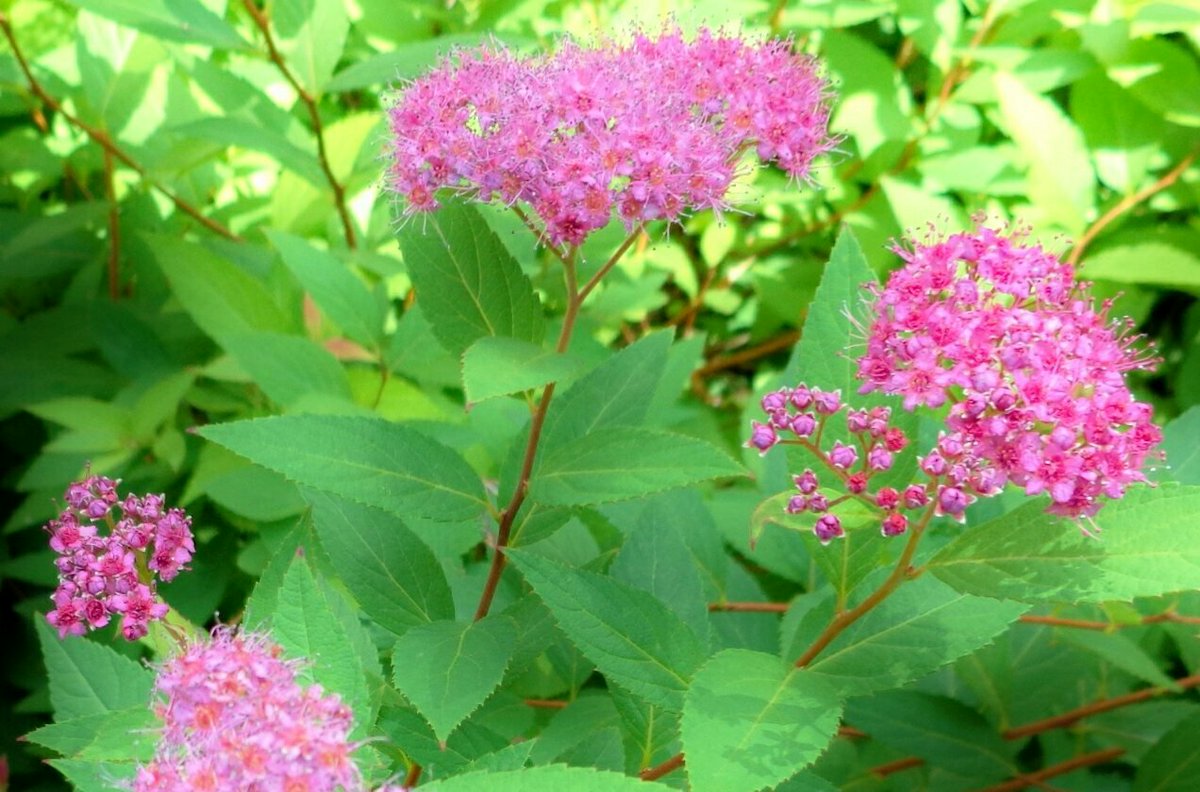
top-left (403, 762), bottom-right (422, 788)
top-left (794, 505), bottom-right (931, 667)
top-left (1003, 672), bottom-right (1200, 740)
top-left (241, 0), bottom-right (356, 249)
top-left (870, 756), bottom-right (925, 779)
top-left (639, 752), bottom-right (685, 782)
top-left (1067, 147), bottom-right (1197, 266)
top-left (0, 12), bottom-right (242, 242)
top-left (696, 330), bottom-right (801, 378)
top-left (980, 747), bottom-right (1125, 792)
top-left (524, 698), bottom-right (569, 709)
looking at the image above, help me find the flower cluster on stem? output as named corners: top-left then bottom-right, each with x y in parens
top-left (387, 27), bottom-right (835, 246)
top-left (134, 627), bottom-right (386, 792)
top-left (856, 223), bottom-right (1162, 518)
top-left (44, 475), bottom-right (193, 641)
top-left (748, 384), bottom-right (1002, 543)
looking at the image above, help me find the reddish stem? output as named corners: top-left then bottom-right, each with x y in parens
top-left (639, 752), bottom-right (684, 782)
top-left (980, 747), bottom-right (1125, 792)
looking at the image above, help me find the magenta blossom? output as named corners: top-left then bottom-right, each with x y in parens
top-left (44, 475), bottom-right (193, 640)
top-left (857, 223), bottom-right (1162, 519)
top-left (387, 27), bottom-right (835, 246)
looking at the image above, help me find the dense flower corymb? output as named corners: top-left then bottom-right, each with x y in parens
top-left (387, 28), bottom-right (835, 246)
top-left (44, 475), bottom-right (194, 640)
top-left (856, 224), bottom-right (1162, 518)
top-left (135, 628), bottom-right (364, 792)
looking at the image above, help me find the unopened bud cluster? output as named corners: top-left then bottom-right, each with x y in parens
top-left (44, 476), bottom-right (194, 641)
top-left (747, 383), bottom-right (1013, 544)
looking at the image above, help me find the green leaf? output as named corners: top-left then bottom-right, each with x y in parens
top-left (306, 490), bottom-right (454, 634)
top-left (930, 484), bottom-right (1200, 603)
top-left (1059, 629), bottom-right (1179, 690)
top-left (1080, 242), bottom-right (1200, 290)
top-left (271, 0), bottom-right (349, 95)
top-left (198, 415), bottom-right (487, 522)
top-left (530, 427), bottom-right (744, 506)
top-left (462, 337), bottom-right (584, 403)
top-left (1071, 72), bottom-right (1165, 194)
top-left (538, 331), bottom-right (672, 453)
top-left (845, 691), bottom-right (1016, 782)
top-left (794, 575), bottom-right (1027, 696)
top-left (750, 491), bottom-right (889, 608)
top-left (267, 230), bottom-right (384, 348)
top-left (392, 617), bottom-right (515, 743)
top-left (64, 0), bottom-right (245, 48)
top-left (507, 550), bottom-right (708, 712)
top-left (398, 201), bottom-right (543, 356)
top-left (270, 556), bottom-right (371, 728)
top-left (24, 707), bottom-right (157, 758)
top-left (821, 31), bottom-right (913, 162)
top-left (176, 117), bottom-right (327, 187)
top-left (327, 34), bottom-right (522, 92)
top-left (610, 518), bottom-right (713, 646)
top-left (1134, 711), bottom-right (1200, 791)
top-left (223, 331), bottom-right (352, 407)
top-left (420, 765), bottom-right (670, 792)
top-left (146, 235), bottom-right (290, 344)
top-left (995, 71), bottom-right (1095, 234)
top-left (681, 649), bottom-right (842, 792)
top-left (1162, 407), bottom-right (1200, 484)
top-left (35, 619), bottom-right (153, 721)
top-left (1120, 39), bottom-right (1200, 127)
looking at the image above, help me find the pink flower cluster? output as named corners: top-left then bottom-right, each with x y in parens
top-left (44, 476), bottom-right (194, 641)
top-left (135, 628), bottom-right (366, 792)
top-left (387, 28), bottom-right (835, 246)
top-left (747, 384), bottom-right (1008, 543)
top-left (856, 224), bottom-right (1161, 518)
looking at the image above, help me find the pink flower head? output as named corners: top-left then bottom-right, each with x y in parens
top-left (135, 628), bottom-right (364, 792)
top-left (858, 223), bottom-right (1162, 518)
top-left (43, 475), bottom-right (194, 641)
top-left (387, 28), bottom-right (836, 246)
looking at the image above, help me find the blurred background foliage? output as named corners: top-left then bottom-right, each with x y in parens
top-left (1, 0), bottom-right (1197, 787)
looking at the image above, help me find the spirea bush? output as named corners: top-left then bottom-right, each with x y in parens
top-left (3, 4), bottom-right (1200, 792)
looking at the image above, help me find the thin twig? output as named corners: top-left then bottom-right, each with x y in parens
top-left (768, 0), bottom-right (789, 34)
top-left (1003, 672), bottom-right (1200, 740)
top-left (979, 747), bottom-right (1125, 792)
top-left (524, 698), bottom-right (569, 709)
top-left (403, 762), bottom-right (422, 788)
top-left (870, 756), bottom-right (925, 779)
top-left (1067, 147), bottom-right (1197, 266)
top-left (695, 330), bottom-right (801, 378)
top-left (639, 752), bottom-right (684, 782)
top-left (0, 12), bottom-right (242, 242)
top-left (794, 508), bottom-right (930, 667)
top-left (241, 0), bottom-right (357, 249)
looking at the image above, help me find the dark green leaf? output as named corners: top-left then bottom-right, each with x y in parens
top-left (846, 691), bottom-right (1016, 781)
top-left (507, 550), bottom-right (708, 712)
top-left (930, 484), bottom-right (1200, 603)
top-left (199, 415), bottom-right (488, 522)
top-left (35, 620), bottom-right (153, 721)
top-left (462, 337), bottom-right (584, 403)
top-left (307, 490), bottom-right (455, 634)
top-left (530, 427), bottom-right (745, 506)
top-left (392, 617), bottom-right (514, 743)
top-left (222, 331), bottom-right (352, 407)
top-left (267, 229), bottom-right (385, 348)
top-left (398, 201), bottom-right (543, 356)
top-left (794, 575), bottom-right (1027, 696)
top-left (1134, 711), bottom-right (1200, 791)
top-left (420, 765), bottom-right (669, 792)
